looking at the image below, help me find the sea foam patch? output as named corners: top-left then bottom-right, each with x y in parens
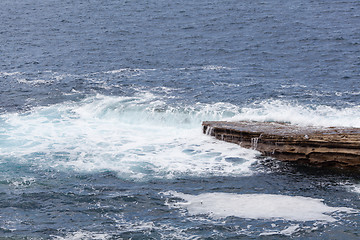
top-left (164, 191), bottom-right (357, 222)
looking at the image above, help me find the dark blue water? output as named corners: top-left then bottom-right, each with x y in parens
top-left (0, 0), bottom-right (359, 239)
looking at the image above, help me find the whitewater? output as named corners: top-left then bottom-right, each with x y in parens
top-left (1, 86), bottom-right (359, 238)
top-left (1, 0), bottom-right (359, 239)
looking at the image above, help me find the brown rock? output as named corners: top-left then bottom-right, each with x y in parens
top-left (202, 121), bottom-right (360, 168)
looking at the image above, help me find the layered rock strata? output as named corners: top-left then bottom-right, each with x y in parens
top-left (203, 121), bottom-right (360, 168)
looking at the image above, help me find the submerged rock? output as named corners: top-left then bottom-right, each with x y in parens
top-left (203, 121), bottom-right (360, 169)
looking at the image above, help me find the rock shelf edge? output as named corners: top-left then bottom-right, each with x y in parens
top-left (202, 121), bottom-right (360, 169)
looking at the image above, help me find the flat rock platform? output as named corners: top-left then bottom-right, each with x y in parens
top-left (203, 121), bottom-right (360, 168)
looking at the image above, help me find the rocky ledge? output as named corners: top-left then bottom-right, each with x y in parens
top-left (203, 121), bottom-right (360, 169)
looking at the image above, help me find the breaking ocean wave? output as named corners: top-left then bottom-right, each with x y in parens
top-left (230, 99), bottom-right (360, 128)
top-left (0, 93), bottom-right (258, 180)
top-left (2, 92), bottom-right (360, 182)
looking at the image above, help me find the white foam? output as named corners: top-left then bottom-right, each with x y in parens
top-left (0, 71), bottom-right (21, 76)
top-left (175, 65), bottom-right (233, 71)
top-left (345, 183), bottom-right (360, 195)
top-left (201, 65), bottom-right (233, 71)
top-left (352, 185), bottom-right (360, 194)
top-left (18, 79), bottom-right (55, 85)
top-left (103, 68), bottom-right (157, 74)
top-left (0, 94), bottom-right (258, 180)
top-left (52, 231), bottom-right (110, 240)
top-left (1, 70), bottom-right (77, 86)
top-left (101, 213), bottom-right (199, 239)
top-left (229, 99), bottom-right (360, 128)
top-left (164, 191), bottom-right (357, 222)
top-left (259, 224), bottom-right (301, 236)
top-left (10, 177), bottom-right (36, 187)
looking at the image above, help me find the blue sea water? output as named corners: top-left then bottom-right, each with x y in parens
top-left (0, 0), bottom-right (360, 239)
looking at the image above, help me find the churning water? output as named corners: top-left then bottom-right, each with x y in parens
top-left (0, 0), bottom-right (359, 239)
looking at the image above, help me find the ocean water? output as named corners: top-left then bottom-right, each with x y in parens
top-left (0, 0), bottom-right (360, 239)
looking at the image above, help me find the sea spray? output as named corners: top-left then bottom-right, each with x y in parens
top-left (230, 100), bottom-right (360, 128)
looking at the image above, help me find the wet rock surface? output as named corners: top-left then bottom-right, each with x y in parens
top-left (203, 121), bottom-right (360, 169)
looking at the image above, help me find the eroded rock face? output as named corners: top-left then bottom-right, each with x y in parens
top-left (203, 121), bottom-right (360, 168)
